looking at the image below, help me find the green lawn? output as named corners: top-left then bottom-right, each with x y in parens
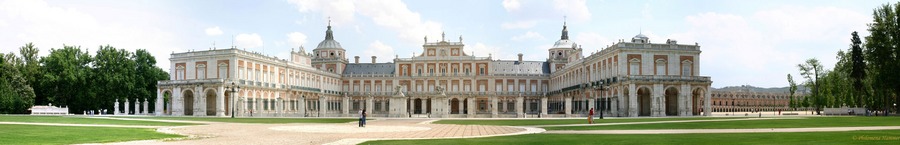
top-left (435, 117), bottom-right (745, 126)
top-left (0, 124), bottom-right (182, 145)
top-left (0, 115), bottom-right (197, 126)
top-left (543, 116), bottom-right (900, 130)
top-left (364, 130), bottom-right (900, 145)
top-left (115, 116), bottom-right (361, 124)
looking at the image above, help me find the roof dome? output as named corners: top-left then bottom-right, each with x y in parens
top-left (633, 33), bottom-right (649, 40)
top-left (552, 39), bottom-right (576, 49)
top-left (314, 24), bottom-right (344, 50)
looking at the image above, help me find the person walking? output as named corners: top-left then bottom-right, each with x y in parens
top-left (362, 109), bottom-right (367, 127)
top-left (358, 110), bottom-right (363, 127)
top-left (588, 107), bottom-right (595, 124)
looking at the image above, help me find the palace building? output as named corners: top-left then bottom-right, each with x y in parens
top-left (154, 21), bottom-right (713, 118)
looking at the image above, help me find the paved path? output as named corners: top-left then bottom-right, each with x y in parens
top-left (0, 122), bottom-right (162, 128)
top-left (100, 119), bottom-right (540, 145)
top-left (545, 126), bottom-right (900, 134)
top-left (531, 117), bottom-right (800, 128)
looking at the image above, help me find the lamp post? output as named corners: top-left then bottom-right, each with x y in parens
top-left (228, 82), bottom-right (240, 118)
top-left (592, 84), bottom-right (607, 119)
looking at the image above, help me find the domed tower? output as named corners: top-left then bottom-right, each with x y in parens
top-left (311, 20), bottom-right (349, 73)
top-left (631, 33), bottom-right (649, 43)
top-left (548, 20), bottom-right (582, 72)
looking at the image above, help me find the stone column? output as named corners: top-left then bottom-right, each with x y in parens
top-left (490, 96), bottom-right (498, 118)
top-left (457, 98), bottom-right (464, 114)
top-left (516, 95), bottom-right (524, 118)
top-left (217, 86), bottom-right (226, 117)
top-left (420, 98), bottom-right (427, 114)
top-left (318, 94), bottom-right (326, 117)
top-left (125, 99), bottom-right (131, 115)
top-left (276, 97), bottom-right (283, 117)
top-left (342, 95), bottom-right (349, 117)
top-left (114, 99), bottom-right (120, 115)
top-left (628, 84), bottom-right (638, 117)
top-left (299, 95), bottom-right (306, 117)
top-left (143, 99), bottom-right (149, 115)
top-left (540, 96), bottom-right (548, 117)
top-left (366, 95), bottom-right (374, 115)
top-left (564, 96), bottom-right (572, 117)
top-left (173, 87), bottom-right (183, 116)
top-left (588, 91), bottom-right (595, 115)
top-left (467, 97), bottom-right (476, 118)
top-left (705, 88), bottom-right (712, 116)
top-left (155, 91), bottom-right (163, 116)
top-left (501, 98), bottom-right (508, 113)
top-left (653, 84), bottom-right (664, 117)
top-left (525, 98), bottom-right (532, 114)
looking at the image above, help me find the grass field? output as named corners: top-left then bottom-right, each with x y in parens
top-left (115, 116), bottom-right (361, 124)
top-left (0, 124), bottom-right (182, 145)
top-left (543, 116), bottom-right (900, 130)
top-left (0, 115), bottom-right (197, 126)
top-left (435, 117), bottom-right (745, 126)
top-left (364, 129), bottom-right (900, 145)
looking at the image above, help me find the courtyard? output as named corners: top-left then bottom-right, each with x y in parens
top-left (1, 115), bottom-right (899, 144)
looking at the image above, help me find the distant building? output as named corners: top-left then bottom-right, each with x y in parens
top-left (154, 21), bottom-right (712, 117)
top-left (710, 85), bottom-right (809, 112)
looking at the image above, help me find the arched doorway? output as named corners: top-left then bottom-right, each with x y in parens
top-left (638, 87), bottom-right (651, 116)
top-left (665, 87), bottom-right (679, 116)
top-left (163, 91), bottom-right (172, 115)
top-left (183, 90), bottom-right (194, 116)
top-left (693, 88), bottom-right (703, 115)
top-left (414, 98), bottom-right (422, 114)
top-left (450, 98), bottom-right (460, 114)
top-left (206, 89), bottom-right (216, 116)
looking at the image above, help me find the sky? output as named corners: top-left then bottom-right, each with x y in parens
top-left (0, 0), bottom-right (893, 88)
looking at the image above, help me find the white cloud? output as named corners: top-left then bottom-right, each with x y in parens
top-left (362, 40), bottom-right (394, 63)
top-left (501, 20), bottom-right (537, 29)
top-left (0, 0), bottom-right (183, 70)
top-left (470, 42), bottom-right (506, 59)
top-left (553, 0), bottom-right (591, 22)
top-left (573, 32), bottom-right (612, 54)
top-left (286, 32), bottom-right (308, 48)
top-left (287, 0), bottom-right (356, 25)
top-left (511, 31), bottom-right (545, 41)
top-left (502, 0), bottom-right (521, 12)
top-left (205, 26), bottom-right (223, 36)
top-left (288, 0), bottom-right (443, 45)
top-left (234, 33), bottom-right (263, 48)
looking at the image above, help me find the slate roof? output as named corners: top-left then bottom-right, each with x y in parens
top-left (343, 63), bottom-right (395, 75)
top-left (490, 61), bottom-right (550, 75)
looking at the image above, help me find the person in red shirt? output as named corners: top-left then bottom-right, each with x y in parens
top-left (588, 107), bottom-right (595, 124)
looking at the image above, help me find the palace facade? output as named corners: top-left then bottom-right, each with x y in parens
top-left (154, 22), bottom-right (713, 118)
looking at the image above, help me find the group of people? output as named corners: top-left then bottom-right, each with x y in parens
top-left (358, 109), bottom-right (367, 127)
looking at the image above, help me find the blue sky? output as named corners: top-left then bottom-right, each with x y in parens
top-left (0, 0), bottom-right (893, 88)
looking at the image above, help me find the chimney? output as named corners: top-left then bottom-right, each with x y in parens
top-left (371, 56), bottom-right (377, 64)
top-left (517, 53), bottom-right (523, 62)
top-left (354, 56), bottom-right (360, 63)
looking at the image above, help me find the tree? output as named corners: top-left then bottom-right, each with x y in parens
top-left (0, 53), bottom-right (36, 114)
top-left (133, 49), bottom-right (169, 112)
top-left (798, 58), bottom-right (824, 115)
top-left (788, 74), bottom-right (798, 110)
top-left (849, 31), bottom-right (867, 108)
top-left (17, 43), bottom-right (45, 105)
top-left (93, 45), bottom-right (136, 114)
top-left (40, 45), bottom-right (94, 113)
top-left (864, 3), bottom-right (900, 115)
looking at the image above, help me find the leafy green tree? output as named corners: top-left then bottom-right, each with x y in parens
top-left (0, 53), bottom-right (36, 114)
top-left (133, 49), bottom-right (169, 112)
top-left (864, 3), bottom-right (900, 114)
top-left (16, 43), bottom-right (46, 105)
top-left (93, 45), bottom-right (136, 114)
top-left (798, 58), bottom-right (824, 115)
top-left (41, 45), bottom-right (94, 113)
top-left (788, 74), bottom-right (798, 110)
